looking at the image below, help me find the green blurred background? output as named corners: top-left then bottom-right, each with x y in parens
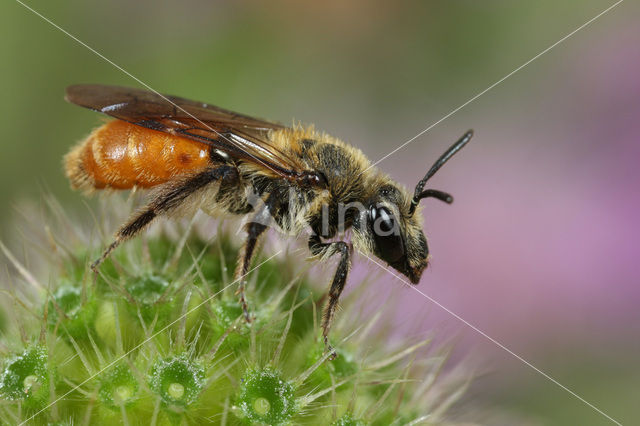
top-left (1, 1), bottom-right (638, 424)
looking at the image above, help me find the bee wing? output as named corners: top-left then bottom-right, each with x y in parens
top-left (65, 84), bottom-right (311, 181)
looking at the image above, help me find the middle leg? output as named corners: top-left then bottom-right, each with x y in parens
top-left (234, 220), bottom-right (268, 322)
top-left (233, 191), bottom-right (279, 322)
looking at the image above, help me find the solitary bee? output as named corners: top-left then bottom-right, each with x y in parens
top-left (65, 84), bottom-right (472, 355)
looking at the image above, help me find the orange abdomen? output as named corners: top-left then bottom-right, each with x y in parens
top-left (65, 120), bottom-right (211, 191)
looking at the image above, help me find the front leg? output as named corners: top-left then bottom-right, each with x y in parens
top-left (308, 235), bottom-right (353, 358)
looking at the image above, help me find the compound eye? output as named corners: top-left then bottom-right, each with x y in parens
top-left (369, 205), bottom-right (405, 264)
top-left (376, 207), bottom-right (395, 233)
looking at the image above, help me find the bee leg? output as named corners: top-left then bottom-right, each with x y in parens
top-left (91, 165), bottom-right (239, 272)
top-left (234, 191), bottom-right (277, 322)
top-left (234, 221), bottom-right (268, 323)
top-left (308, 235), bottom-right (353, 360)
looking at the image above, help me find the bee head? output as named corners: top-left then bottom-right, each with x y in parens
top-left (363, 196), bottom-right (427, 283)
top-left (358, 130), bottom-right (473, 283)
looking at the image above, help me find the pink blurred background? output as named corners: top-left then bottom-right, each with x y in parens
top-left (382, 20), bottom-right (640, 347)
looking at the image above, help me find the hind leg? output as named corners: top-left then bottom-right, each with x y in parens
top-left (92, 165), bottom-right (239, 271)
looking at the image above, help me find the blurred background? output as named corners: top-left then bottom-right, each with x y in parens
top-left (1, 1), bottom-right (638, 424)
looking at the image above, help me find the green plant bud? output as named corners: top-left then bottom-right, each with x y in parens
top-left (0, 346), bottom-right (49, 409)
top-left (212, 298), bottom-right (246, 330)
top-left (305, 339), bottom-right (358, 388)
top-left (333, 413), bottom-right (366, 426)
top-left (236, 368), bottom-right (297, 425)
top-left (47, 282), bottom-right (97, 341)
top-left (125, 274), bottom-right (173, 324)
top-left (148, 355), bottom-right (204, 408)
top-left (98, 363), bottom-right (139, 409)
top-left (0, 206), bottom-right (480, 424)
top-left (210, 298), bottom-right (263, 350)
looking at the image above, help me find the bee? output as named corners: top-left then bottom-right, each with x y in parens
top-left (64, 84), bottom-right (472, 356)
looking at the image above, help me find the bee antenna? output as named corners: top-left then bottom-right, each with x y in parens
top-left (409, 130), bottom-right (473, 216)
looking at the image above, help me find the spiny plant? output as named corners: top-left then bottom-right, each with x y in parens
top-left (0, 198), bottom-right (472, 425)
